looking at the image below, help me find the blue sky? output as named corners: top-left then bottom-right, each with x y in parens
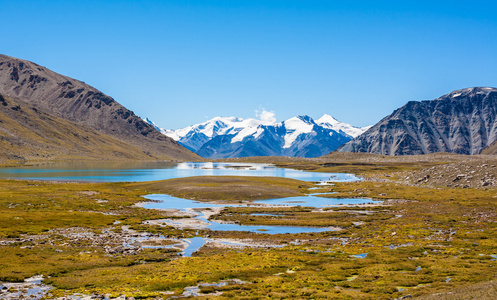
top-left (2, 0), bottom-right (497, 128)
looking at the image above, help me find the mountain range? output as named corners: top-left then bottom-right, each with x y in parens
top-left (146, 115), bottom-right (369, 158)
top-left (2, 55), bottom-right (497, 161)
top-left (0, 54), bottom-right (199, 162)
top-left (338, 87), bottom-right (497, 155)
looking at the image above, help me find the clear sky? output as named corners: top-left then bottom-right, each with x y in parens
top-left (2, 0), bottom-right (497, 129)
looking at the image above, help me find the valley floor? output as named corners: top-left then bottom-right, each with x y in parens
top-left (1, 153), bottom-right (497, 299)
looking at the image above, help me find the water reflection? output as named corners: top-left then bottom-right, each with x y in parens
top-left (0, 162), bottom-right (360, 182)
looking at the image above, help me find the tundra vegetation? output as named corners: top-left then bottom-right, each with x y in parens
top-left (0, 154), bottom-right (496, 299)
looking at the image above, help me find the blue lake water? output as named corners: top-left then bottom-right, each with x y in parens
top-left (182, 237), bottom-right (208, 257)
top-left (0, 161), bottom-right (359, 182)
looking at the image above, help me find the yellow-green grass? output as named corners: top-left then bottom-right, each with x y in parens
top-left (0, 174), bottom-right (497, 298)
top-left (0, 245), bottom-right (177, 283)
top-left (44, 243), bottom-right (497, 299)
top-left (0, 180), bottom-right (165, 238)
top-left (212, 206), bottom-right (389, 228)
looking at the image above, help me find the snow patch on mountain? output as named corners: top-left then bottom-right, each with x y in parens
top-left (163, 116), bottom-right (274, 142)
top-left (283, 116), bottom-right (316, 148)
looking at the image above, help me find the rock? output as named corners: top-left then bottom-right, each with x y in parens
top-left (453, 174), bottom-right (467, 182)
top-left (107, 246), bottom-right (124, 254)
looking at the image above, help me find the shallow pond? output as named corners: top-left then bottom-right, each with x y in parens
top-left (255, 196), bottom-right (380, 207)
top-left (0, 161), bottom-right (359, 182)
top-left (182, 237), bottom-right (208, 257)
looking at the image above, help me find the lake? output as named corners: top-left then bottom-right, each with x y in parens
top-left (0, 161), bottom-right (359, 182)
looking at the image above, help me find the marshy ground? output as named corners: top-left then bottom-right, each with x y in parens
top-left (0, 153), bottom-right (496, 299)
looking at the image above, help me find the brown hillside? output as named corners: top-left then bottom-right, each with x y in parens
top-left (0, 94), bottom-right (174, 162)
top-left (0, 54), bottom-right (199, 161)
top-left (481, 139), bottom-right (497, 154)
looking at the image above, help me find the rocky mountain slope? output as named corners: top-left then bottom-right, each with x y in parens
top-left (0, 54), bottom-right (199, 161)
top-left (338, 87), bottom-right (497, 155)
top-left (147, 115), bottom-right (369, 158)
top-left (481, 140), bottom-right (497, 155)
top-left (0, 94), bottom-right (161, 162)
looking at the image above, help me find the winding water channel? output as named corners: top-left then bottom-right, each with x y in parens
top-left (143, 193), bottom-right (380, 235)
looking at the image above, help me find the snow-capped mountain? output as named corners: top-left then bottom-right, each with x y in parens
top-left (144, 115), bottom-right (369, 158)
top-left (317, 114), bottom-right (371, 138)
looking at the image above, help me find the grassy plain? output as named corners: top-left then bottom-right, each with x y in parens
top-left (0, 155), bottom-right (496, 299)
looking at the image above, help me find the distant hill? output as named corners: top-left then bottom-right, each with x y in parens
top-left (338, 87), bottom-right (497, 155)
top-left (146, 115), bottom-right (369, 158)
top-left (0, 54), bottom-right (199, 161)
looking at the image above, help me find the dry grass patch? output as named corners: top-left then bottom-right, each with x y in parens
top-left (127, 176), bottom-right (312, 201)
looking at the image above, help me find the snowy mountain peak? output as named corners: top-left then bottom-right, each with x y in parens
top-left (282, 116), bottom-right (317, 148)
top-left (317, 114), bottom-right (339, 125)
top-left (316, 114), bottom-right (368, 138)
top-left (145, 114), bottom-right (369, 158)
top-left (296, 115), bottom-right (315, 124)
